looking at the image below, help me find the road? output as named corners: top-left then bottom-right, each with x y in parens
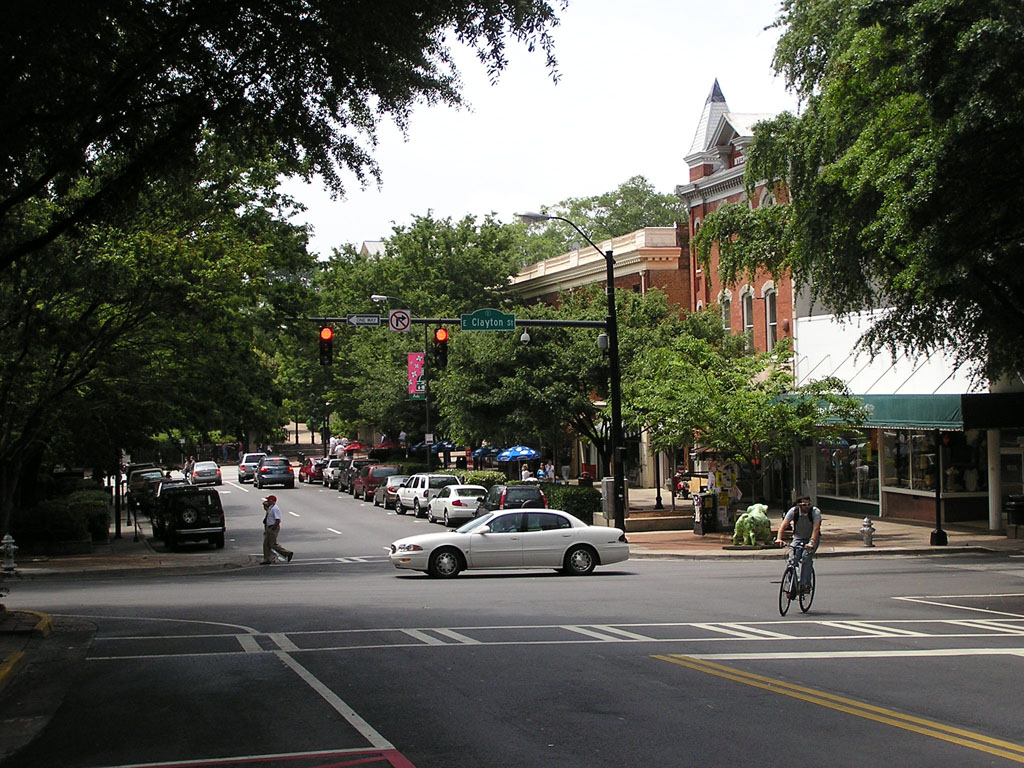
top-left (3, 472), bottom-right (1024, 767)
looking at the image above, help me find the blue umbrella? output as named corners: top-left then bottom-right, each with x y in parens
top-left (496, 445), bottom-right (539, 462)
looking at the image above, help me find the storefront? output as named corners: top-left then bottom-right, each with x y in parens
top-left (810, 394), bottom-right (1022, 527)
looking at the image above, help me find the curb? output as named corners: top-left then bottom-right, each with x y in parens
top-left (628, 545), bottom-right (1002, 560)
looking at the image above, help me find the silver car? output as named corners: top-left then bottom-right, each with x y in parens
top-left (189, 460), bottom-right (222, 486)
top-left (237, 452), bottom-right (266, 484)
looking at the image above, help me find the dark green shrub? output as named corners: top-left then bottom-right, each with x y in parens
top-left (68, 489), bottom-right (111, 541)
top-left (460, 470), bottom-right (507, 489)
top-left (39, 498), bottom-right (89, 541)
top-left (546, 485), bottom-right (601, 525)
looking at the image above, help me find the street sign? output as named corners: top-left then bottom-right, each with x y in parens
top-left (461, 307), bottom-right (515, 332)
top-left (388, 309), bottom-right (412, 332)
top-left (346, 314), bottom-right (382, 327)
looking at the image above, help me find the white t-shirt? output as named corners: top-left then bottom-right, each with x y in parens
top-left (264, 503), bottom-right (281, 526)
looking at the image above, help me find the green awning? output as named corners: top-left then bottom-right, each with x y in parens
top-left (855, 394), bottom-right (963, 431)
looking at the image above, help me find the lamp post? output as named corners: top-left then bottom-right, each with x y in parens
top-left (371, 294), bottom-right (432, 471)
top-left (515, 212), bottom-right (627, 531)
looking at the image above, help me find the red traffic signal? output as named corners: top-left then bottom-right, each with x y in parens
top-left (434, 327), bottom-right (449, 343)
top-left (319, 326), bottom-right (333, 365)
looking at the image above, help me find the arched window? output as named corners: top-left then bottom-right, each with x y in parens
top-left (719, 290), bottom-right (732, 332)
top-left (765, 288), bottom-right (778, 351)
top-left (741, 286), bottom-right (755, 347)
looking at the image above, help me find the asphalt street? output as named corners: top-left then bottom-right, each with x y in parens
top-left (2, 474), bottom-right (1024, 767)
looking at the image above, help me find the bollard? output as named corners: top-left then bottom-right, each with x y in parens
top-left (1, 534), bottom-right (18, 570)
top-left (860, 517), bottom-right (875, 547)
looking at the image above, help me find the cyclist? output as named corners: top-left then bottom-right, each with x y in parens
top-left (776, 495), bottom-right (822, 593)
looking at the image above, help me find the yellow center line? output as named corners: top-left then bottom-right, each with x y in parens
top-left (653, 654), bottom-right (1024, 764)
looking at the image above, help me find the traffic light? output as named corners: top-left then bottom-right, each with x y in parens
top-left (319, 326), bottom-right (334, 365)
top-left (433, 327), bottom-right (449, 368)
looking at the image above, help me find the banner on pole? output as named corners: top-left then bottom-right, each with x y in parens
top-left (408, 352), bottom-right (425, 400)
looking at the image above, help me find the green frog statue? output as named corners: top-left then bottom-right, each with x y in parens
top-left (732, 503), bottom-right (773, 546)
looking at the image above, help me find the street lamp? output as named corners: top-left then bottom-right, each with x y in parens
top-left (516, 212), bottom-right (627, 531)
top-left (371, 293), bottom-right (432, 471)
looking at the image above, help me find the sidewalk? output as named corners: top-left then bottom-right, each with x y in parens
top-left (624, 487), bottom-right (1024, 559)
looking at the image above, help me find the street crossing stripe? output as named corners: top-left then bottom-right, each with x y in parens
top-left (653, 654), bottom-right (1024, 763)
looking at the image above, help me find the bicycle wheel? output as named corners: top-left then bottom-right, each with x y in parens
top-left (799, 568), bottom-right (816, 613)
top-left (779, 565), bottom-right (796, 616)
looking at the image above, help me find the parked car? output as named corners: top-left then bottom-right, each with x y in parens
top-left (298, 457), bottom-right (326, 484)
top-left (427, 484), bottom-right (487, 526)
top-left (323, 458), bottom-right (344, 488)
top-left (189, 460), bottom-right (222, 486)
top-left (338, 457), bottom-right (375, 494)
top-left (255, 456), bottom-right (295, 489)
top-left (373, 475), bottom-right (409, 510)
top-left (389, 508), bottom-right (629, 577)
top-left (395, 473), bottom-right (461, 517)
top-left (126, 467), bottom-right (166, 511)
top-left (475, 484), bottom-right (548, 516)
top-left (151, 485), bottom-right (226, 550)
top-left (237, 452), bottom-right (266, 484)
top-left (352, 464), bottom-right (401, 500)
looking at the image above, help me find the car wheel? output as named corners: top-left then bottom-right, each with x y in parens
top-left (428, 547), bottom-right (463, 578)
top-left (562, 545), bottom-right (596, 575)
top-left (287, 481), bottom-right (295, 489)
top-left (413, 499), bottom-right (422, 518)
top-left (396, 499), bottom-right (406, 515)
top-left (211, 533), bottom-right (225, 549)
top-left (443, 510), bottom-right (450, 527)
top-left (373, 493), bottom-right (380, 507)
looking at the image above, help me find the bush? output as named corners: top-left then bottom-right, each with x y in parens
top-left (546, 485), bottom-right (602, 525)
top-left (460, 470), bottom-right (507, 489)
top-left (68, 489), bottom-right (112, 541)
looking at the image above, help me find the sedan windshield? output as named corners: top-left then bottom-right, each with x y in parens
top-left (456, 513), bottom-right (495, 534)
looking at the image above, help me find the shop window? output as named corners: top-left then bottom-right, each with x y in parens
top-left (882, 430), bottom-right (987, 493)
top-left (816, 432), bottom-right (879, 501)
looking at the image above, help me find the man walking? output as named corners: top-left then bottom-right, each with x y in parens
top-left (261, 495), bottom-right (294, 565)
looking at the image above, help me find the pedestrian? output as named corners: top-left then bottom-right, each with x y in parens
top-left (521, 465), bottom-right (533, 481)
top-left (775, 495), bottom-right (822, 592)
top-left (261, 495), bottom-right (294, 565)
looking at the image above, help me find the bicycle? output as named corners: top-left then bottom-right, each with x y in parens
top-left (778, 541), bottom-right (815, 616)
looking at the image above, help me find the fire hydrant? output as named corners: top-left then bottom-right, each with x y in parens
top-left (1, 534), bottom-right (17, 570)
top-left (860, 518), bottom-right (875, 547)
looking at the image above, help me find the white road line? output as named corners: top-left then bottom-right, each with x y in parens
top-left (327, 528), bottom-right (343, 535)
top-left (236, 634), bottom-right (262, 653)
top-left (821, 621), bottom-right (897, 637)
top-left (401, 628), bottom-right (446, 645)
top-left (563, 625), bottom-right (627, 642)
top-left (269, 633), bottom-right (299, 652)
top-left (894, 595), bottom-right (1024, 619)
top-left (692, 623), bottom-right (767, 640)
top-left (274, 650), bottom-right (394, 750)
top-left (594, 625), bottom-right (657, 641)
top-left (717, 623), bottom-right (794, 639)
top-left (842, 621), bottom-right (926, 637)
top-left (288, 510), bottom-right (299, 518)
top-left (434, 629), bottom-right (483, 644)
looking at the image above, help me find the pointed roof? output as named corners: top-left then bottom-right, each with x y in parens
top-left (688, 79), bottom-right (730, 156)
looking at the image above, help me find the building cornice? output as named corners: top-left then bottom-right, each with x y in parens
top-left (675, 165), bottom-right (747, 207)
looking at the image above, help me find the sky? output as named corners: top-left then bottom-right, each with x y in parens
top-left (279, 0), bottom-right (800, 256)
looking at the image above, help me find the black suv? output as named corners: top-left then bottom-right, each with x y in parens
top-left (151, 485), bottom-right (225, 551)
top-left (475, 484), bottom-right (548, 516)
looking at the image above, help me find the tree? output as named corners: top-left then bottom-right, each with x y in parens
top-left (0, 141), bottom-right (314, 535)
top-left (697, 0), bottom-right (1024, 381)
top-left (520, 175), bottom-right (687, 262)
top-left (1, 1), bottom-right (564, 268)
top-left (625, 308), bottom-right (866, 497)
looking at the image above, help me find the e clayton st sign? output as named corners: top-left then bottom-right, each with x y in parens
top-left (460, 308), bottom-right (515, 332)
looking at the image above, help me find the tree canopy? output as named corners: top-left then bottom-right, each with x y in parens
top-left (696, 0), bottom-right (1024, 382)
top-left (1, 0), bottom-right (564, 268)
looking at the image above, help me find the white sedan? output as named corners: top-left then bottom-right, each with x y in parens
top-left (389, 509), bottom-right (629, 578)
top-left (427, 484), bottom-right (487, 525)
